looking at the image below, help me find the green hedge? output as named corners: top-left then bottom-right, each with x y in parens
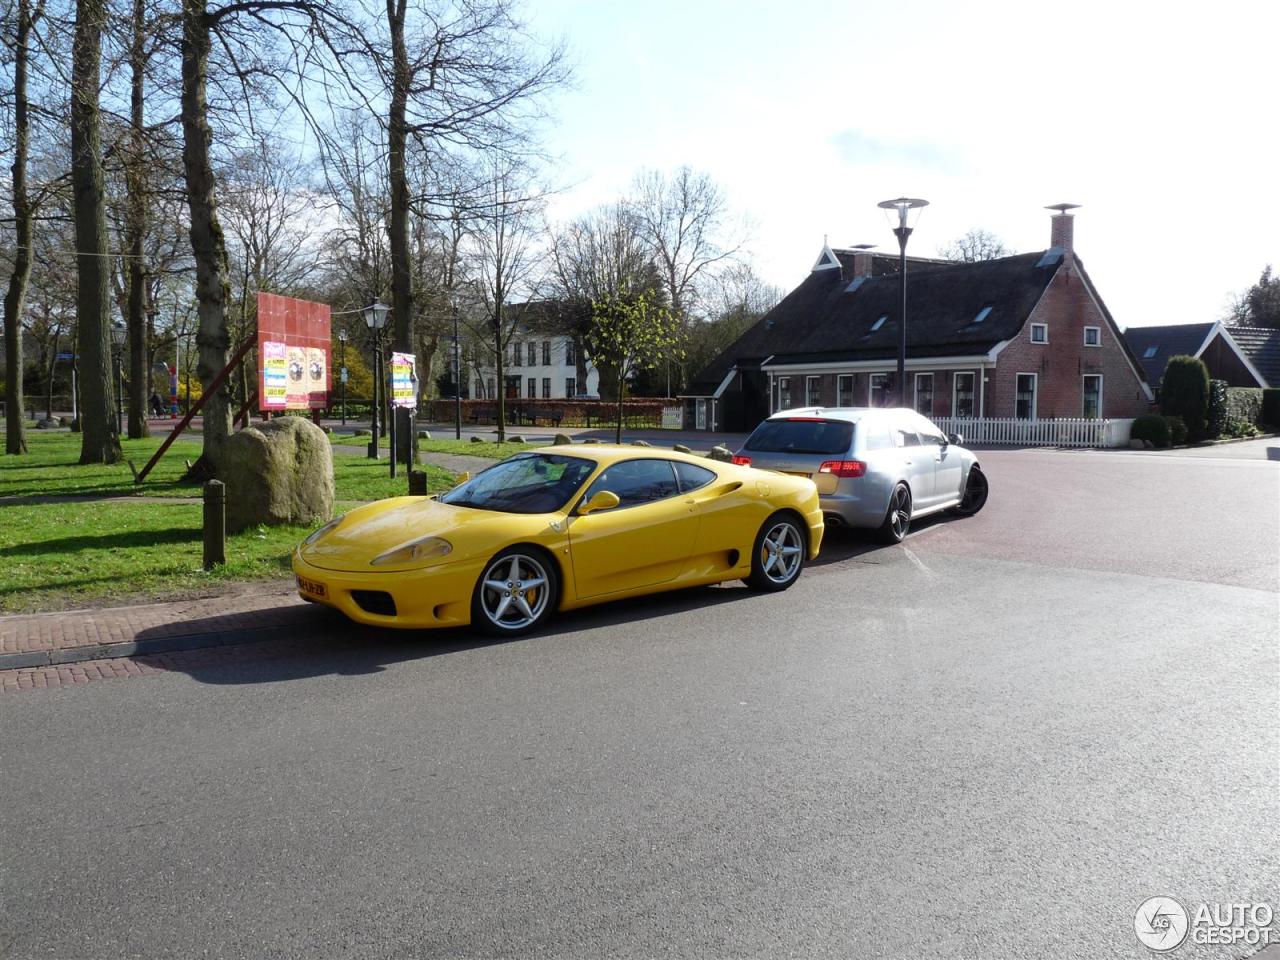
top-left (1159, 355), bottom-right (1210, 439)
top-left (1165, 415), bottom-right (1189, 446)
top-left (1131, 414), bottom-right (1171, 448)
top-left (1225, 387), bottom-right (1263, 425)
top-left (1207, 380), bottom-right (1228, 437)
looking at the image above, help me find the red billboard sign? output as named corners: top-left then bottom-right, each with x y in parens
top-left (257, 292), bottom-right (331, 411)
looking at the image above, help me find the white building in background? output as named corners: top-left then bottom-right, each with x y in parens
top-left (464, 303), bottom-right (601, 400)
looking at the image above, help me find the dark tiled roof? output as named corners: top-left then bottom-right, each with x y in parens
top-left (1225, 324), bottom-right (1280, 387)
top-left (685, 251), bottom-right (1060, 395)
top-left (1122, 323), bottom-right (1214, 384)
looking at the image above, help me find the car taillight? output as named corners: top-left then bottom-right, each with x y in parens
top-left (731, 454), bottom-right (752, 466)
top-left (818, 460), bottom-right (866, 478)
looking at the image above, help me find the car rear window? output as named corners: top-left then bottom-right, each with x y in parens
top-left (743, 418), bottom-right (855, 455)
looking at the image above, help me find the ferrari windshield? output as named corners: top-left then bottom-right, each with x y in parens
top-left (439, 453), bottom-right (597, 514)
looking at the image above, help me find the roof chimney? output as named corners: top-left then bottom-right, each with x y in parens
top-left (1046, 203), bottom-right (1080, 256)
top-left (850, 243), bottom-right (876, 279)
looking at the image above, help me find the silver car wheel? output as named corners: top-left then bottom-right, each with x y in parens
top-left (480, 552), bottom-right (551, 630)
top-left (890, 485), bottom-right (911, 539)
top-left (760, 520), bottom-right (804, 584)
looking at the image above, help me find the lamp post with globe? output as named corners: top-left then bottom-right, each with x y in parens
top-left (363, 299), bottom-right (390, 458)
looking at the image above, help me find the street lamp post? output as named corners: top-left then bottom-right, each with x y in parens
top-left (337, 330), bottom-right (348, 426)
top-left (877, 197), bottom-right (929, 408)
top-left (363, 299), bottom-right (390, 458)
top-left (453, 299), bottom-right (462, 441)
top-left (110, 321), bottom-right (127, 435)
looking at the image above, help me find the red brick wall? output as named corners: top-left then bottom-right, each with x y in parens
top-left (988, 265), bottom-right (1150, 419)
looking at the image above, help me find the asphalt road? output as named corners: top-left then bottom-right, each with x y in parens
top-left (3, 444), bottom-right (1278, 959)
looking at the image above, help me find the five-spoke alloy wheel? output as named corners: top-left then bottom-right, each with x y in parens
top-left (746, 514), bottom-right (807, 592)
top-left (953, 466), bottom-right (988, 517)
top-left (878, 483), bottom-right (912, 544)
top-left (471, 547), bottom-right (557, 636)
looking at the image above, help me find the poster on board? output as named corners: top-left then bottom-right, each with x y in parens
top-left (391, 352), bottom-right (418, 409)
top-left (257, 292), bottom-right (331, 411)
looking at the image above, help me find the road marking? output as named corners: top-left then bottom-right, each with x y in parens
top-left (901, 547), bottom-right (936, 578)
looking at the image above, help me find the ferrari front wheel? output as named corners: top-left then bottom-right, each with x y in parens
top-left (746, 513), bottom-right (806, 592)
top-left (471, 547), bottom-right (558, 637)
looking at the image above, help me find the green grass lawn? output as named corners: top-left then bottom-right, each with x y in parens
top-left (0, 433), bottom-right (458, 613)
top-left (330, 433), bottom-right (530, 460)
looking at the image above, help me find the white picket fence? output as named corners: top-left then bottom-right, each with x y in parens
top-left (934, 416), bottom-right (1134, 448)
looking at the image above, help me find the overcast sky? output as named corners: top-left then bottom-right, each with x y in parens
top-left (529, 0), bottom-right (1278, 328)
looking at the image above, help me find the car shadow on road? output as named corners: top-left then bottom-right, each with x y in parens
top-left (136, 584), bottom-right (751, 687)
top-left (810, 513), bottom-right (950, 567)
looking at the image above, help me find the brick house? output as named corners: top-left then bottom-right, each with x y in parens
top-left (681, 208), bottom-right (1153, 431)
top-left (1123, 322), bottom-right (1268, 389)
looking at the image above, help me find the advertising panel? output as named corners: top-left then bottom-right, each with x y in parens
top-left (257, 292), bottom-right (331, 411)
top-left (391, 351), bottom-right (418, 409)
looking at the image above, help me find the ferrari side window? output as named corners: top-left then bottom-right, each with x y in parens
top-left (674, 461), bottom-right (716, 493)
top-left (585, 459), bottom-right (680, 509)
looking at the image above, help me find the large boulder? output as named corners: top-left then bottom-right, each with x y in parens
top-left (707, 445), bottom-right (734, 462)
top-left (215, 417), bottom-right (334, 534)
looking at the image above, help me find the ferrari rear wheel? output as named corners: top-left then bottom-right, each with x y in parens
top-left (471, 547), bottom-right (558, 637)
top-left (746, 513), bottom-right (806, 592)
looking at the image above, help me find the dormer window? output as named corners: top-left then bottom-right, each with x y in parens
top-left (973, 305), bottom-right (993, 324)
top-left (1142, 345), bottom-right (1158, 359)
top-left (870, 314), bottom-right (888, 332)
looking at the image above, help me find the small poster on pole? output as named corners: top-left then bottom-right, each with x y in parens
top-left (391, 352), bottom-right (418, 409)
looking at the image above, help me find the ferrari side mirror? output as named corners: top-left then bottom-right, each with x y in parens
top-left (578, 490), bottom-right (621, 515)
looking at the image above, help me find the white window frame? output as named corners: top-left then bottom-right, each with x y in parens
top-left (777, 376), bottom-right (792, 410)
top-left (565, 377), bottom-right (576, 397)
top-left (1082, 374), bottom-right (1103, 419)
top-left (836, 374), bottom-right (853, 407)
top-left (914, 372), bottom-right (934, 416)
top-left (805, 375), bottom-right (821, 406)
top-left (952, 371), bottom-right (976, 418)
top-left (1029, 322), bottom-right (1049, 344)
top-left (868, 373), bottom-right (890, 407)
top-left (1083, 325), bottom-right (1101, 347)
top-left (1015, 372), bottom-right (1038, 420)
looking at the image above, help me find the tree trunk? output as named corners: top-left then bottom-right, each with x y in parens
top-left (386, 0), bottom-right (414, 463)
top-left (615, 366), bottom-right (625, 443)
top-left (72, 0), bottom-right (121, 464)
top-left (2, 0), bottom-right (35, 455)
top-left (124, 0), bottom-right (149, 438)
top-left (180, 0), bottom-right (232, 458)
top-left (494, 306), bottom-right (506, 442)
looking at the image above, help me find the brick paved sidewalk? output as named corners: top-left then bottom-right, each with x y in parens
top-left (0, 580), bottom-right (315, 671)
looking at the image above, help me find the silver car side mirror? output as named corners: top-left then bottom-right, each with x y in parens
top-left (946, 433), bottom-right (963, 446)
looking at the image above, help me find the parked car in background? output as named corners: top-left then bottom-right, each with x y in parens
top-left (294, 447), bottom-right (824, 636)
top-left (733, 407), bottom-right (988, 543)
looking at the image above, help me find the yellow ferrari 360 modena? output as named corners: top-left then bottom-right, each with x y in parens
top-left (293, 445), bottom-right (823, 635)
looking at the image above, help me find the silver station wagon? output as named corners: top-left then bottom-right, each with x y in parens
top-left (733, 407), bottom-right (988, 543)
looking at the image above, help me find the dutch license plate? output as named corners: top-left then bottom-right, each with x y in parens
top-left (296, 575), bottom-right (327, 599)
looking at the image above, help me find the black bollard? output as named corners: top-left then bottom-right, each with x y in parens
top-left (408, 470), bottom-right (427, 496)
top-left (203, 479), bottom-right (226, 570)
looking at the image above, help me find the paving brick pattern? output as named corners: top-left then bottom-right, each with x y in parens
top-left (0, 582), bottom-right (307, 656)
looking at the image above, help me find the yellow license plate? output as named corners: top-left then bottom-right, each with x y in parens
top-left (296, 575), bottom-right (327, 599)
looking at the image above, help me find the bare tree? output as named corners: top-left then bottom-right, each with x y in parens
top-left (2, 0), bottom-right (45, 455)
top-left (630, 166), bottom-right (743, 323)
top-left (72, 0), bottom-right (120, 463)
top-left (467, 160), bottom-right (544, 442)
top-left (937, 228), bottom-right (1011, 262)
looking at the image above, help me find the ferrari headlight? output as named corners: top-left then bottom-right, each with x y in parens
top-left (370, 536), bottom-right (453, 567)
top-left (303, 515), bottom-right (345, 545)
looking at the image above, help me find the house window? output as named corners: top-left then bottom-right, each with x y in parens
top-left (953, 372), bottom-right (976, 418)
top-left (1015, 373), bottom-right (1037, 419)
top-left (1083, 326), bottom-right (1101, 347)
top-left (914, 373), bottom-right (934, 416)
top-left (973, 305), bottom-right (993, 325)
top-left (527, 342), bottom-right (537, 366)
top-left (806, 375), bottom-right (821, 406)
top-left (869, 373), bottom-right (892, 407)
top-left (527, 377), bottom-right (536, 399)
top-left (870, 314), bottom-right (888, 332)
top-left (837, 374), bottom-right (853, 407)
top-left (1082, 374), bottom-right (1103, 419)
top-left (511, 342), bottom-right (521, 366)
top-left (1030, 323), bottom-right (1048, 344)
top-left (1142, 345), bottom-right (1158, 359)
top-left (542, 341), bottom-right (551, 365)
top-left (565, 340), bottom-right (576, 365)
top-left (777, 377), bottom-right (792, 410)
top-left (487, 377), bottom-right (496, 398)
top-left (565, 377), bottom-right (577, 397)
top-left (542, 377), bottom-right (551, 399)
